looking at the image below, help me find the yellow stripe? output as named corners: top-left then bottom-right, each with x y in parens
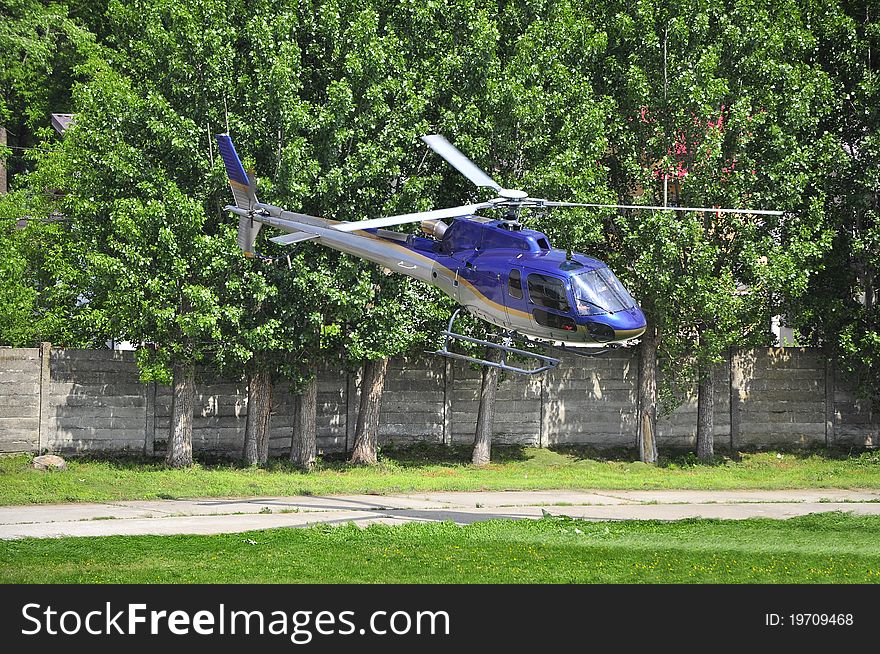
top-left (282, 214), bottom-right (534, 321)
top-left (613, 327), bottom-right (645, 339)
top-left (229, 179), bottom-right (250, 192)
top-left (352, 229), bottom-right (533, 320)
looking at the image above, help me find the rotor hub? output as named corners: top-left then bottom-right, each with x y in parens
top-left (498, 188), bottom-right (529, 200)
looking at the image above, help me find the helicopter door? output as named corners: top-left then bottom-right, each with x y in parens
top-left (457, 252), bottom-right (492, 321)
top-left (525, 272), bottom-right (578, 339)
top-left (504, 268), bottom-right (526, 328)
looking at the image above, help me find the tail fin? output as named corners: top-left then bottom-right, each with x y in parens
top-left (215, 134), bottom-right (262, 256)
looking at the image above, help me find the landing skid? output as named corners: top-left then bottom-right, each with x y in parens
top-left (430, 309), bottom-right (560, 376)
top-left (430, 310), bottom-right (633, 375)
top-left (533, 339), bottom-right (623, 359)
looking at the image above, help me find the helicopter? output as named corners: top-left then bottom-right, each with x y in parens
top-left (217, 133), bottom-right (783, 375)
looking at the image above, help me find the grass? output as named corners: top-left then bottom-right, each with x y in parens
top-left (1, 512), bottom-right (878, 583)
top-left (1, 445), bottom-right (879, 505)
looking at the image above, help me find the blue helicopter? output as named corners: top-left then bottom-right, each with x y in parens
top-left (218, 134), bottom-right (782, 374)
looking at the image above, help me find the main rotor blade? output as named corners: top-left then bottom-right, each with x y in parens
top-left (563, 202), bottom-right (784, 216)
top-left (332, 202), bottom-right (495, 232)
top-left (421, 134), bottom-right (502, 192)
top-left (541, 201), bottom-right (600, 207)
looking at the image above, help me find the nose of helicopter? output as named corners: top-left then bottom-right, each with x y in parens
top-left (581, 306), bottom-right (647, 342)
top-left (612, 305), bottom-right (647, 340)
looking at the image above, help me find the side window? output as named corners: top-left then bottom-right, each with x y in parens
top-left (533, 309), bottom-right (576, 331)
top-left (508, 269), bottom-right (523, 299)
top-left (527, 273), bottom-right (569, 311)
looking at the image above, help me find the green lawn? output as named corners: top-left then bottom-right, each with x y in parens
top-left (2, 446), bottom-right (879, 505)
top-left (1, 512), bottom-right (878, 583)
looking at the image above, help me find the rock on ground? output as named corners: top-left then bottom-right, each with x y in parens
top-left (31, 454), bottom-right (67, 471)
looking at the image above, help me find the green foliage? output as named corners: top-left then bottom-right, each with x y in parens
top-left (0, 0), bottom-right (98, 177)
top-left (25, 56), bottom-right (239, 378)
top-left (2, 0), bottom-right (878, 413)
top-left (573, 0), bottom-right (840, 408)
top-left (785, 1), bottom-right (880, 401)
top-left (0, 189), bottom-right (104, 346)
top-left (3, 513), bottom-right (880, 583)
top-left (0, 219), bottom-right (37, 345)
top-left (1, 447), bottom-right (879, 505)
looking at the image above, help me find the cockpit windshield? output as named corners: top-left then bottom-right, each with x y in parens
top-left (571, 268), bottom-right (636, 315)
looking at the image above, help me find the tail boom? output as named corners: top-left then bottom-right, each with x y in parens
top-left (216, 134), bottom-right (430, 281)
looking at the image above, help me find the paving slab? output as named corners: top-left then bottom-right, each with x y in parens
top-left (508, 502), bottom-right (880, 521)
top-left (0, 503), bottom-right (159, 525)
top-left (2, 489), bottom-right (880, 540)
top-left (103, 494), bottom-right (453, 517)
top-left (398, 490), bottom-right (640, 507)
top-left (601, 489), bottom-right (880, 504)
top-left (0, 510), bottom-right (383, 539)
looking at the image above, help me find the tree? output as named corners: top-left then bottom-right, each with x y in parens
top-left (213, 241), bottom-right (366, 467)
top-left (580, 0), bottom-right (837, 461)
top-left (13, 0), bottom-right (866, 470)
top-left (471, 348), bottom-right (499, 466)
top-left (346, 274), bottom-right (444, 465)
top-left (788, 1), bottom-right (880, 403)
top-left (0, 194), bottom-right (37, 344)
top-left (0, 1), bottom-right (102, 348)
top-left (108, 0), bottom-right (463, 469)
top-left (290, 361), bottom-right (318, 472)
top-left (690, 0), bottom-right (844, 457)
top-left (270, 1), bottom-right (466, 465)
top-left (27, 0), bottom-right (355, 468)
top-left (422, 0), bottom-right (612, 464)
top-left (27, 31), bottom-right (243, 465)
top-left (0, 0), bottom-right (95, 190)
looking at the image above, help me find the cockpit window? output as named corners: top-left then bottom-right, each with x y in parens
top-left (571, 268), bottom-right (636, 315)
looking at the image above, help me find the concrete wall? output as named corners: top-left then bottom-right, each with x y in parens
top-left (0, 347), bottom-right (43, 453)
top-left (731, 348), bottom-right (827, 448)
top-left (48, 349), bottom-right (148, 453)
top-left (0, 345), bottom-right (877, 456)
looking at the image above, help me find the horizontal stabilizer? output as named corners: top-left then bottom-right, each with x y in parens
top-left (269, 232), bottom-right (320, 246)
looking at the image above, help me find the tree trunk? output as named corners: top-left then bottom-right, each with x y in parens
top-left (0, 126), bottom-right (7, 195)
top-left (472, 348), bottom-right (500, 466)
top-left (350, 357), bottom-right (389, 465)
top-left (244, 369), bottom-right (273, 466)
top-left (257, 375), bottom-right (273, 465)
top-left (166, 361), bottom-right (195, 468)
top-left (637, 328), bottom-right (659, 464)
top-left (696, 363), bottom-right (715, 461)
top-left (291, 366), bottom-right (318, 471)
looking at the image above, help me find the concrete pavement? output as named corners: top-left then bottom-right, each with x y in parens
top-left (2, 488), bottom-right (880, 540)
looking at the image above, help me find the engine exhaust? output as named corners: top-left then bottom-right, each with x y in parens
top-left (421, 219), bottom-right (448, 239)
